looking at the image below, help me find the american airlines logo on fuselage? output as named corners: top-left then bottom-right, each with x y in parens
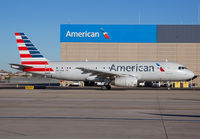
top-left (110, 64), bottom-right (155, 72)
top-left (66, 30), bottom-right (99, 38)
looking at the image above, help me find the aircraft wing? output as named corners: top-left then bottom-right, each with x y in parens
top-left (9, 63), bottom-right (33, 70)
top-left (76, 67), bottom-right (134, 80)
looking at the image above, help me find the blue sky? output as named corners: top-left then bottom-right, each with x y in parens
top-left (0, 0), bottom-right (200, 72)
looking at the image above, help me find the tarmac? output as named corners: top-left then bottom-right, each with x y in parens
top-left (0, 88), bottom-right (200, 139)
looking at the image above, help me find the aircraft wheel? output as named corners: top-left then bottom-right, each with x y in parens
top-left (101, 85), bottom-right (111, 90)
top-left (101, 86), bottom-right (107, 90)
top-left (106, 85), bottom-right (111, 90)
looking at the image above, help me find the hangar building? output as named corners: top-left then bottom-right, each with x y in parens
top-left (60, 24), bottom-right (200, 85)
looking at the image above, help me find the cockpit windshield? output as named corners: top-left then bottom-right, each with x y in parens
top-left (178, 66), bottom-right (187, 70)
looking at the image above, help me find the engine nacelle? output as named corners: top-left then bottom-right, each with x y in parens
top-left (113, 76), bottom-right (138, 87)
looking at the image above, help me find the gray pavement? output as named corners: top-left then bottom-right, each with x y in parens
top-left (0, 89), bottom-right (200, 139)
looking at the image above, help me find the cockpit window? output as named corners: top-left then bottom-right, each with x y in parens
top-left (178, 66), bottom-right (187, 70)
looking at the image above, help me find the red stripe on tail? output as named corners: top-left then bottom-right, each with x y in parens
top-left (17, 39), bottom-right (24, 43)
top-left (21, 61), bottom-right (48, 65)
top-left (23, 68), bottom-right (54, 72)
top-left (20, 54), bottom-right (32, 58)
top-left (15, 33), bottom-right (20, 36)
top-left (18, 47), bottom-right (28, 50)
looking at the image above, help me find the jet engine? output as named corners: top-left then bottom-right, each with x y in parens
top-left (113, 76), bottom-right (138, 87)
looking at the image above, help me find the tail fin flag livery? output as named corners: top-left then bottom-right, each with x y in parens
top-left (100, 28), bottom-right (110, 39)
top-left (14, 33), bottom-right (54, 72)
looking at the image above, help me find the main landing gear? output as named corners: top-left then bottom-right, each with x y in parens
top-left (101, 85), bottom-right (111, 90)
top-left (101, 79), bottom-right (112, 90)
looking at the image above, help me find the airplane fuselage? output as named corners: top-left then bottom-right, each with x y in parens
top-left (39, 61), bottom-right (194, 82)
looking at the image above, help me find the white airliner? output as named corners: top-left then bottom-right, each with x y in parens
top-left (10, 33), bottom-right (195, 89)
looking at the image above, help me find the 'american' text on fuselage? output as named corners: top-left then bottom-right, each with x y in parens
top-left (110, 64), bottom-right (154, 72)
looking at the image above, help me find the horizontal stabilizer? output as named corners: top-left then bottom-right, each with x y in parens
top-left (9, 63), bottom-right (33, 70)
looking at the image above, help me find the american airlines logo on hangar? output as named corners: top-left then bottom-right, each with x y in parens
top-left (60, 24), bottom-right (157, 42)
top-left (65, 28), bottom-right (110, 39)
top-left (65, 30), bottom-right (100, 38)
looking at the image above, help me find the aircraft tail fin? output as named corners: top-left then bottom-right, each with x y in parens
top-left (14, 33), bottom-right (53, 72)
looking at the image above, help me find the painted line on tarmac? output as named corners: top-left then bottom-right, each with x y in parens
top-left (148, 113), bottom-right (200, 118)
top-left (0, 116), bottom-right (200, 122)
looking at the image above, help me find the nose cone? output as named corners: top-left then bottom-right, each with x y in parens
top-left (186, 70), bottom-right (195, 80)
